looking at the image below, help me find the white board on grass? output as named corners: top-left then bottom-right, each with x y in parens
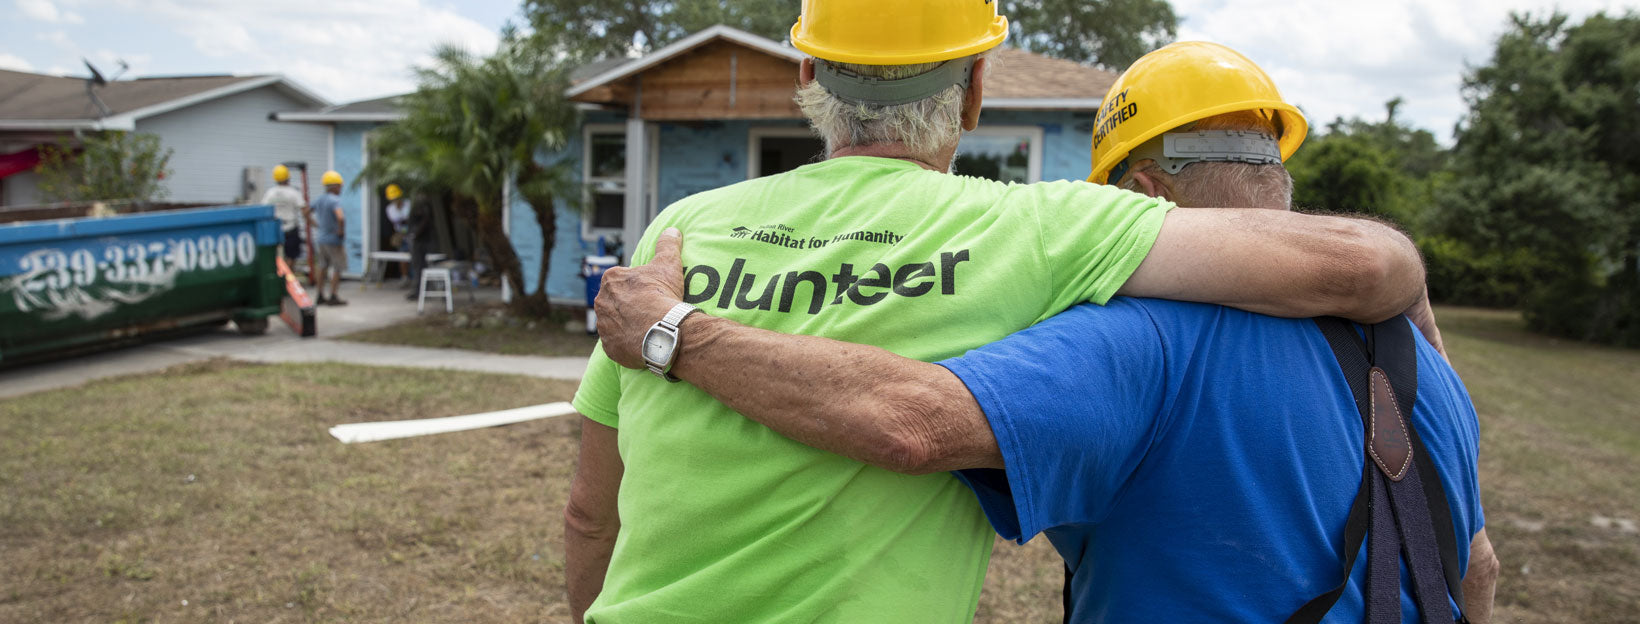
top-left (329, 402), bottom-right (577, 444)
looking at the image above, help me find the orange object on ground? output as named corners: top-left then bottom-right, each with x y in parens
top-left (276, 255), bottom-right (317, 337)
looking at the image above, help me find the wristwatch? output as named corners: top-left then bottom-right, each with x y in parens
top-left (642, 302), bottom-right (700, 382)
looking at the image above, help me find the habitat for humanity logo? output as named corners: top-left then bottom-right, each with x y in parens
top-left (729, 223), bottom-right (903, 250)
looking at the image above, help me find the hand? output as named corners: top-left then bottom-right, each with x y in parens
top-left (1403, 286), bottom-right (1447, 360)
top-left (595, 228), bottom-right (687, 369)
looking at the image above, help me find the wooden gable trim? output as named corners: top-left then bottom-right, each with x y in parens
top-left (570, 37), bottom-right (802, 120)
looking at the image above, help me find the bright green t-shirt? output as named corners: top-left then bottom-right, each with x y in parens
top-left (573, 157), bottom-right (1170, 623)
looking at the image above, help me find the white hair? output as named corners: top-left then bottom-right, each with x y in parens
top-left (796, 52), bottom-right (992, 163)
top-left (1117, 111), bottom-right (1294, 209)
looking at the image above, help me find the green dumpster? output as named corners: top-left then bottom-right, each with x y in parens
top-left (0, 205), bottom-right (284, 364)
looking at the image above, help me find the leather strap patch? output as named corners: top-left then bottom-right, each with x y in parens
top-left (1368, 367), bottom-right (1413, 481)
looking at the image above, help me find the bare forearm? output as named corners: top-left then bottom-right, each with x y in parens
top-left (1463, 528), bottom-right (1500, 624)
top-left (1119, 209), bottom-right (1425, 323)
top-left (564, 417), bottom-right (622, 623)
top-left (672, 314), bottom-right (1001, 474)
top-left (564, 522), bottom-right (615, 622)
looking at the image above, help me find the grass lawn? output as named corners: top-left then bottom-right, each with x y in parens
top-left (1, 361), bottom-right (583, 623)
top-left (1435, 306), bottom-right (1640, 622)
top-left (336, 303), bottom-right (599, 358)
top-left (2, 305), bottom-right (1637, 622)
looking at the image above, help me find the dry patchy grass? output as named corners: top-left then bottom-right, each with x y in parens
top-left (0, 360), bottom-right (581, 623)
top-left (337, 304), bottom-right (598, 358)
top-left (1436, 307), bottom-right (1640, 622)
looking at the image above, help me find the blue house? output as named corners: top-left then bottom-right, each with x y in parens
top-left (272, 96), bottom-right (404, 280)
top-left (279, 25), bottom-right (1116, 305)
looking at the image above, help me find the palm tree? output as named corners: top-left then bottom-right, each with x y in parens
top-left (363, 37), bottom-right (579, 316)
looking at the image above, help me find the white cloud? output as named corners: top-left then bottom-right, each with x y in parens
top-left (0, 53), bottom-right (36, 72)
top-left (1169, 0), bottom-right (1635, 139)
top-left (104, 0), bottom-right (500, 104)
top-left (17, 0), bottom-right (82, 23)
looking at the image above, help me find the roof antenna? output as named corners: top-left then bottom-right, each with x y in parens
top-left (82, 58), bottom-right (111, 118)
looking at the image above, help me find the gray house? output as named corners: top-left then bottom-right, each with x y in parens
top-left (0, 69), bottom-right (330, 207)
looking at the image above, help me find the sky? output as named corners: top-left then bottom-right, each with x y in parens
top-left (2, 0), bottom-right (1636, 140)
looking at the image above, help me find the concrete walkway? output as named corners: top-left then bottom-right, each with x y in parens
top-left (0, 283), bottom-right (589, 399)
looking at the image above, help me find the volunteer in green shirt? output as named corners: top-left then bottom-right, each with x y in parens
top-left (564, 2), bottom-right (1427, 622)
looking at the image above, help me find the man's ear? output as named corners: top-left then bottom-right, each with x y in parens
top-left (1131, 166), bottom-right (1171, 201)
top-left (961, 57), bottom-right (985, 132)
top-left (800, 58), bottom-right (815, 87)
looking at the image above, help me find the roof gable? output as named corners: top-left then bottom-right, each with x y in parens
top-left (566, 25), bottom-right (1117, 114)
top-left (566, 24), bottom-right (805, 101)
top-left (0, 69), bottom-right (328, 130)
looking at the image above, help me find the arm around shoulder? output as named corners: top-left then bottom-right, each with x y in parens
top-left (1117, 209), bottom-right (1424, 323)
top-left (674, 315), bottom-right (1002, 475)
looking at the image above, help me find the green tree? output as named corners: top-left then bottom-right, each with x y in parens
top-left (522, 0), bottom-right (799, 61)
top-left (362, 35), bottom-right (580, 316)
top-left (523, 0), bottom-right (1177, 69)
top-left (1431, 11), bottom-right (1640, 345)
top-left (35, 131), bottom-right (173, 206)
top-left (1008, 0), bottom-right (1178, 69)
top-left (1288, 98), bottom-right (1450, 229)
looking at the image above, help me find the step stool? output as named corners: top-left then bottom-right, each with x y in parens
top-left (418, 267), bottom-right (454, 313)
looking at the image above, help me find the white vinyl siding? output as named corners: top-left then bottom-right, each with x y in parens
top-left (135, 85), bottom-right (330, 204)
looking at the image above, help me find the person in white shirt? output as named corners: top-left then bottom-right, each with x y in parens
top-left (383, 184), bottom-right (413, 286)
top-left (261, 164), bottom-right (307, 262)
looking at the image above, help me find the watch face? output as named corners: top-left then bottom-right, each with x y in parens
top-left (643, 328), bottom-right (676, 363)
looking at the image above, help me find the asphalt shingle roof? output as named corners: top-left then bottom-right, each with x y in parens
top-left (0, 69), bottom-right (266, 121)
top-left (986, 47), bottom-right (1116, 102)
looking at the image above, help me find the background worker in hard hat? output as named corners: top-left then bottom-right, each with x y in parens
top-left (261, 164), bottom-right (306, 264)
top-left (564, 3), bottom-right (1433, 621)
top-left (311, 170), bottom-right (347, 306)
top-left (586, 41), bottom-right (1499, 623)
top-left (383, 184), bottom-right (412, 286)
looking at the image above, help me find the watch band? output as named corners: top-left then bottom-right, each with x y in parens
top-left (660, 301), bottom-right (698, 329)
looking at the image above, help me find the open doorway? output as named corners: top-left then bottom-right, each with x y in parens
top-left (748, 127), bottom-right (825, 178)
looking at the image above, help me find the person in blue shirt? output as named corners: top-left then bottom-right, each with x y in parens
top-left (311, 170), bottom-right (347, 306)
top-left (584, 43), bottom-right (1499, 623)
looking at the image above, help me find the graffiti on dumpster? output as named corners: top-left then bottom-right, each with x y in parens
top-left (2, 232), bottom-right (258, 321)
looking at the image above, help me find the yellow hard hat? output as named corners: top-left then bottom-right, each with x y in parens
top-left (385, 184), bottom-right (403, 201)
top-left (321, 170), bottom-right (343, 186)
top-left (790, 0), bottom-right (1008, 65)
top-left (1088, 41), bottom-right (1307, 185)
top-left (272, 164), bottom-right (290, 183)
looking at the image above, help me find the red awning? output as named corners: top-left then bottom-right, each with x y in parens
top-left (0, 146), bottom-right (43, 179)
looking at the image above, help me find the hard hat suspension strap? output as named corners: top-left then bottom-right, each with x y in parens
top-left (1124, 129), bottom-right (1282, 176)
top-left (813, 57), bottom-right (976, 107)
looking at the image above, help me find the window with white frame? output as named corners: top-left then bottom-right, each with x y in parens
top-left (584, 125), bottom-right (626, 236)
top-left (955, 126), bottom-right (1044, 183)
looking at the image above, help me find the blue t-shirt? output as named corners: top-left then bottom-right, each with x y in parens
top-left (312, 193), bottom-right (343, 246)
top-left (939, 299), bottom-right (1484, 623)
